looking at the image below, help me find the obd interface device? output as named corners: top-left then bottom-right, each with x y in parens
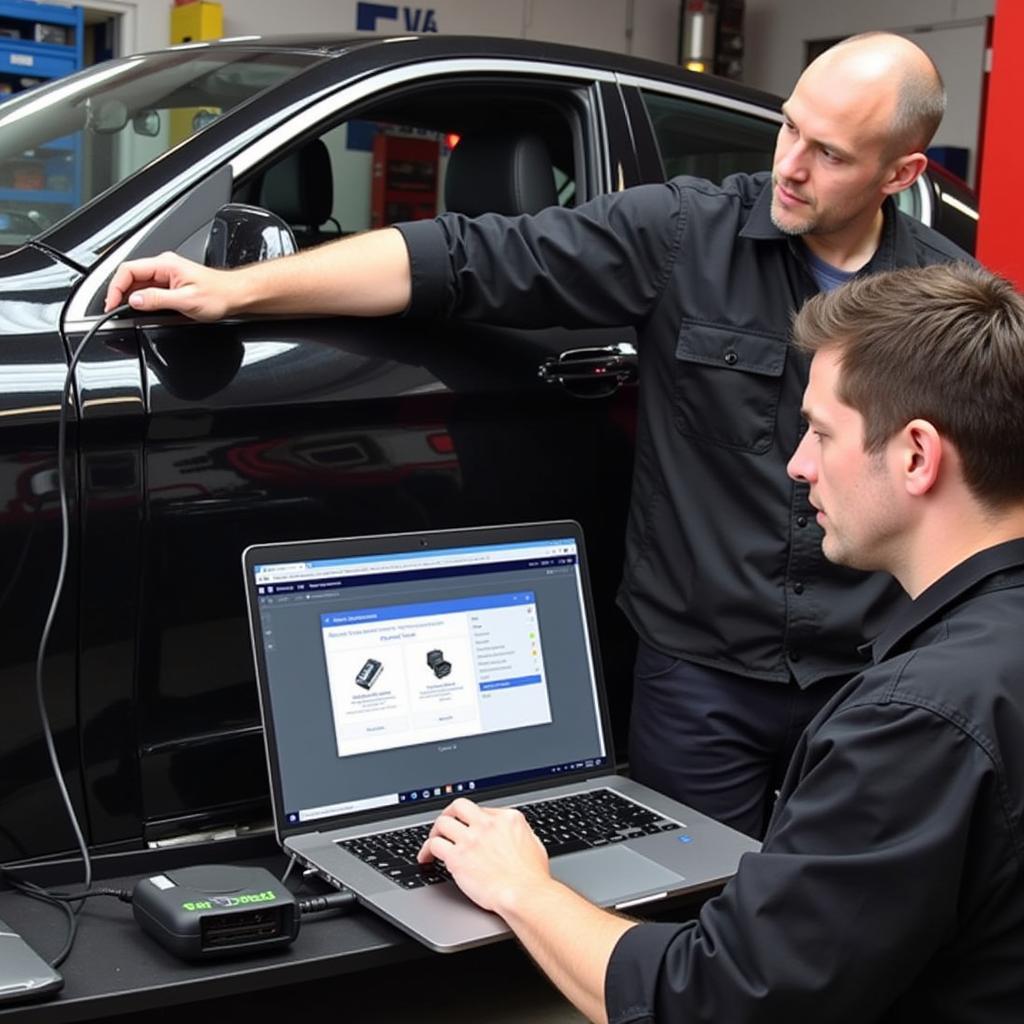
top-left (132, 864), bottom-right (298, 960)
top-left (354, 658), bottom-right (383, 689)
top-left (426, 649), bottom-right (451, 678)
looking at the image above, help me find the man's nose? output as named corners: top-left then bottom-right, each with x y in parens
top-left (776, 140), bottom-right (809, 182)
top-left (787, 430), bottom-right (816, 483)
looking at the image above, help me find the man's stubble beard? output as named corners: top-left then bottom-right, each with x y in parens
top-left (770, 205), bottom-right (813, 236)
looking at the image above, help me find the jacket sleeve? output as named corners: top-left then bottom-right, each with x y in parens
top-left (394, 183), bottom-right (685, 328)
top-left (604, 698), bottom-right (1000, 1023)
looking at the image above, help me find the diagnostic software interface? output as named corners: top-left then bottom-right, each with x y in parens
top-left (252, 536), bottom-right (608, 827)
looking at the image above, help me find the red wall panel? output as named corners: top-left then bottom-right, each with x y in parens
top-left (977, 1), bottom-right (1024, 287)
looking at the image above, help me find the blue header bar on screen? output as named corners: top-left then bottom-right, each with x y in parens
top-left (320, 591), bottom-right (536, 628)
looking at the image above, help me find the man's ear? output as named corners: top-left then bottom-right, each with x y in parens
top-left (882, 152), bottom-right (929, 195)
top-left (901, 419), bottom-right (943, 496)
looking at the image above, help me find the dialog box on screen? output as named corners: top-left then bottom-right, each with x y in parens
top-left (320, 592), bottom-right (552, 757)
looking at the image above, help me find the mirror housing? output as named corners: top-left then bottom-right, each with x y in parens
top-left (204, 203), bottom-right (297, 268)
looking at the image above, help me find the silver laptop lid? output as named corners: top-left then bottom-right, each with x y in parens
top-left (242, 521), bottom-right (615, 843)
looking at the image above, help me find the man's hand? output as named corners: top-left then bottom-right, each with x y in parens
top-left (419, 797), bottom-right (634, 1024)
top-left (104, 251), bottom-right (240, 321)
top-left (418, 797), bottom-right (552, 915)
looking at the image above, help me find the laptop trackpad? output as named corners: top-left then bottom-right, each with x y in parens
top-left (551, 847), bottom-right (682, 906)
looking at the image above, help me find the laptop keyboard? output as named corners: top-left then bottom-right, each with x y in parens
top-left (338, 788), bottom-right (681, 889)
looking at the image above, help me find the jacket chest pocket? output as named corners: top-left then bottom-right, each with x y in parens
top-left (674, 323), bottom-right (788, 454)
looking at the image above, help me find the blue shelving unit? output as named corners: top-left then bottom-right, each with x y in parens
top-left (0, 1), bottom-right (84, 216)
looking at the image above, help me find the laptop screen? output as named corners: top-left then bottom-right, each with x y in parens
top-left (246, 524), bottom-right (611, 836)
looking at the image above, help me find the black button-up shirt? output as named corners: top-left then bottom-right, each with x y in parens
top-left (397, 172), bottom-right (971, 686)
top-left (605, 540), bottom-right (1024, 1023)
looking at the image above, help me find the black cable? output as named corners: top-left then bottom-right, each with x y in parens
top-left (296, 891), bottom-right (358, 916)
top-left (282, 856), bottom-right (358, 916)
top-left (4, 878), bottom-right (132, 904)
top-left (2, 303), bottom-right (134, 967)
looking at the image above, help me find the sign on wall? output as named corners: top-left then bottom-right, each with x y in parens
top-left (356, 3), bottom-right (439, 33)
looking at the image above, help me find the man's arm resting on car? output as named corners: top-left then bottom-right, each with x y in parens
top-left (418, 798), bottom-right (637, 1024)
top-left (104, 227), bottom-right (412, 320)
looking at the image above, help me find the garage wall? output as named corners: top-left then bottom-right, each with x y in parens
top-left (122, 0), bottom-right (681, 65)
top-left (743, 0), bottom-right (994, 186)
top-left (104, 0), bottom-right (993, 187)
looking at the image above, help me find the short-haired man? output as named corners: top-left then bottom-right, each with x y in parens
top-left (106, 32), bottom-right (971, 837)
top-left (417, 262), bottom-right (1024, 1023)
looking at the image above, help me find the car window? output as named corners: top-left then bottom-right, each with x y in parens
top-left (640, 89), bottom-right (777, 183)
top-left (237, 81), bottom-right (584, 248)
top-left (0, 48), bottom-right (319, 250)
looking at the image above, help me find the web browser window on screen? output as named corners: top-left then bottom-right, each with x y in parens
top-left (252, 536), bottom-right (608, 825)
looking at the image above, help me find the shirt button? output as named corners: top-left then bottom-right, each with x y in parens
top-left (793, 581), bottom-right (804, 594)
top-left (796, 515), bottom-right (808, 528)
top-left (789, 649), bottom-right (801, 662)
top-left (723, 350), bottom-right (738, 365)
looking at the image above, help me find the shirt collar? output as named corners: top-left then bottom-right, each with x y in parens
top-left (738, 185), bottom-right (907, 272)
top-left (737, 180), bottom-right (785, 241)
top-left (870, 538), bottom-right (1024, 663)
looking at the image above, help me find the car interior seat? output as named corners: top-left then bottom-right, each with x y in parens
top-left (443, 131), bottom-right (558, 217)
top-left (258, 138), bottom-right (341, 247)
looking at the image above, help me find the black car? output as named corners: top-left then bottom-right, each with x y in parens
top-left (0, 34), bottom-right (978, 864)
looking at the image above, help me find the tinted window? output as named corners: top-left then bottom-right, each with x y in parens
top-left (641, 90), bottom-right (777, 183)
top-left (0, 49), bottom-right (318, 249)
top-left (241, 81), bottom-right (583, 248)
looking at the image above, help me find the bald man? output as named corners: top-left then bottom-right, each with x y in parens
top-left (106, 32), bottom-right (972, 837)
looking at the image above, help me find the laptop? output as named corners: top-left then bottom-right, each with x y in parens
top-left (242, 520), bottom-right (759, 952)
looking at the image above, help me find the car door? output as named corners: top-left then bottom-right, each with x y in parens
top-left (71, 58), bottom-right (646, 843)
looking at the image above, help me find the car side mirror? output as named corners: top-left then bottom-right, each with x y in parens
top-left (203, 203), bottom-right (297, 269)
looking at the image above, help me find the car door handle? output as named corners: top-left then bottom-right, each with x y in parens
top-left (538, 343), bottom-right (638, 396)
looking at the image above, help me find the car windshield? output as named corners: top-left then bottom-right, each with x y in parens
top-left (0, 46), bottom-right (321, 249)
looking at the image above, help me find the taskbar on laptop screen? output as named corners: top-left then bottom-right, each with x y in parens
top-left (284, 754), bottom-right (610, 826)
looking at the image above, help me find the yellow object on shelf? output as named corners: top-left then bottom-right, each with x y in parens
top-left (170, 2), bottom-right (224, 145)
top-left (170, 1), bottom-right (223, 44)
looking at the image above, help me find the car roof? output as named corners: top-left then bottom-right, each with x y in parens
top-left (29, 33), bottom-right (783, 260)
top-left (156, 33), bottom-right (783, 112)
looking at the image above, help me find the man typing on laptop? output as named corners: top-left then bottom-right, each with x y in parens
top-left (418, 264), bottom-right (1024, 1024)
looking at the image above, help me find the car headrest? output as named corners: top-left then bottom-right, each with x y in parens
top-left (444, 132), bottom-right (558, 217)
top-left (259, 138), bottom-right (334, 227)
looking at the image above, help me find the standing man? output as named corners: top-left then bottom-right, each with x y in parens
top-left (417, 262), bottom-right (1024, 1023)
top-left (105, 32), bottom-right (970, 837)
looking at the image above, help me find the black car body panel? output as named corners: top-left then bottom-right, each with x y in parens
top-left (0, 36), bottom-right (977, 862)
top-left (0, 247), bottom-right (87, 860)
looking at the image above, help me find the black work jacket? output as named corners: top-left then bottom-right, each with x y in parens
top-left (397, 172), bottom-right (971, 686)
top-left (605, 540), bottom-right (1024, 1023)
